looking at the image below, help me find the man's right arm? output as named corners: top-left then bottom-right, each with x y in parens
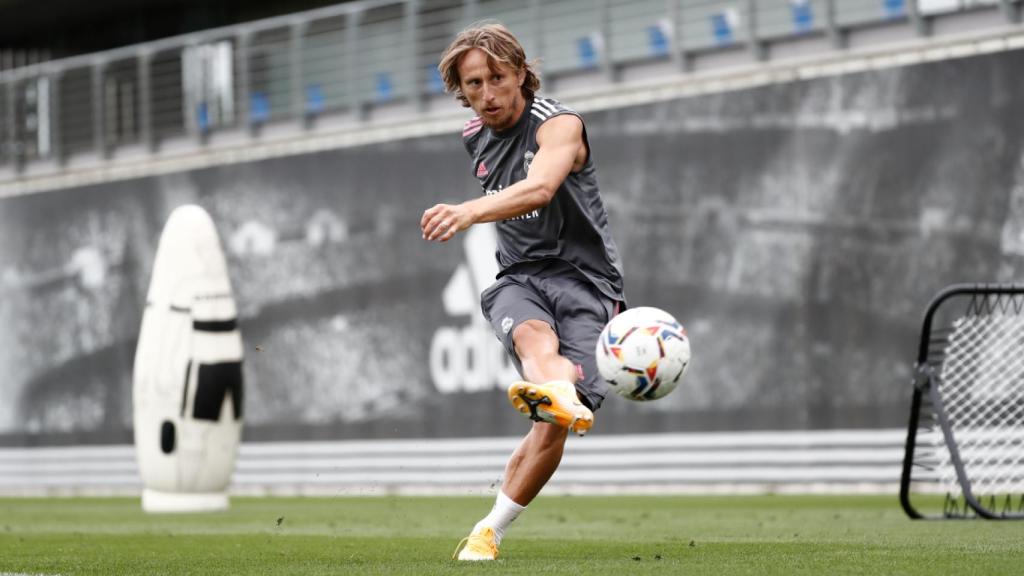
top-left (421, 114), bottom-right (585, 243)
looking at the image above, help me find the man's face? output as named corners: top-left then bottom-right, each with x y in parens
top-left (457, 48), bottom-right (526, 131)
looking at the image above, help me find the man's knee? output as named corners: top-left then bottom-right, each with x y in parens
top-left (512, 320), bottom-right (558, 359)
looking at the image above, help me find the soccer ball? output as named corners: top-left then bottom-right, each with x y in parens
top-left (595, 306), bottom-right (690, 401)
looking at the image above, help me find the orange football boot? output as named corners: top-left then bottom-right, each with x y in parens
top-left (453, 526), bottom-right (499, 561)
top-left (507, 380), bottom-right (594, 436)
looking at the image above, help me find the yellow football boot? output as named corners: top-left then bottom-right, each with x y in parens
top-left (507, 380), bottom-right (594, 436)
top-left (453, 526), bottom-right (499, 561)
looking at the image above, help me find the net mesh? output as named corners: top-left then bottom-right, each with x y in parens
top-left (917, 293), bottom-right (1024, 516)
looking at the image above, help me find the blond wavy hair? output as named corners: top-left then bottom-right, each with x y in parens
top-left (438, 22), bottom-right (540, 108)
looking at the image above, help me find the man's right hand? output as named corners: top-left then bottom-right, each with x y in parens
top-left (421, 202), bottom-right (473, 242)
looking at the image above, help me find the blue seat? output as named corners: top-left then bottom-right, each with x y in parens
top-left (647, 24), bottom-right (669, 57)
top-left (711, 12), bottom-right (734, 45)
top-left (375, 73), bottom-right (393, 103)
top-left (250, 92), bottom-right (270, 124)
top-left (306, 85), bottom-right (325, 116)
top-left (426, 65), bottom-right (444, 94)
top-left (884, 0), bottom-right (905, 18)
top-left (577, 35), bottom-right (598, 69)
top-left (792, 0), bottom-right (814, 32)
top-left (197, 102), bottom-right (210, 132)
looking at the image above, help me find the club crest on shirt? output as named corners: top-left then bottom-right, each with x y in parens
top-left (523, 150), bottom-right (535, 174)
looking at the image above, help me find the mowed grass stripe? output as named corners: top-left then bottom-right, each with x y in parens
top-left (1, 496), bottom-right (1022, 575)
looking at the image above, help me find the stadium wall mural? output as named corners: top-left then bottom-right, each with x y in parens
top-left (2, 47), bottom-right (1023, 446)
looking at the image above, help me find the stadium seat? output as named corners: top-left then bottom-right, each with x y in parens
top-left (711, 11), bottom-right (734, 45)
top-left (647, 23), bottom-right (669, 57)
top-left (884, 0), bottom-right (906, 18)
top-left (577, 35), bottom-right (598, 69)
top-left (792, 0), bottom-right (815, 32)
top-left (426, 65), bottom-right (444, 95)
top-left (305, 85), bottom-right (325, 116)
top-left (250, 92), bottom-right (271, 125)
top-left (375, 72), bottom-right (393, 102)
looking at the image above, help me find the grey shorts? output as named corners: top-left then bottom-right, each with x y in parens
top-left (480, 260), bottom-right (623, 412)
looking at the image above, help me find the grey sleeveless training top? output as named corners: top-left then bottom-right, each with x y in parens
top-left (462, 97), bottom-right (625, 301)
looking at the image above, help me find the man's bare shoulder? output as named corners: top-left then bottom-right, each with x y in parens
top-left (536, 113), bottom-right (583, 145)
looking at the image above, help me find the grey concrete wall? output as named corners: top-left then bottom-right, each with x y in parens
top-left (2, 46), bottom-right (1023, 446)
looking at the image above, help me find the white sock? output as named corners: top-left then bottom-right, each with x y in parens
top-left (473, 490), bottom-right (526, 545)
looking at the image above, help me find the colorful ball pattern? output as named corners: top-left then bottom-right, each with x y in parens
top-left (595, 306), bottom-right (690, 401)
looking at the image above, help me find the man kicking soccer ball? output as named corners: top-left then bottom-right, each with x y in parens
top-left (421, 22), bottom-right (626, 561)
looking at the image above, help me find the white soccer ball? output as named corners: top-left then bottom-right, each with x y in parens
top-left (595, 306), bottom-right (690, 401)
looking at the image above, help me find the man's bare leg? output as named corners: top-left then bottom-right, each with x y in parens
top-left (456, 320), bottom-right (584, 560)
top-left (502, 319), bottom-right (577, 504)
top-left (501, 421), bottom-right (568, 504)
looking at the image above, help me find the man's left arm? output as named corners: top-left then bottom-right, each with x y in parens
top-left (421, 114), bottom-right (585, 242)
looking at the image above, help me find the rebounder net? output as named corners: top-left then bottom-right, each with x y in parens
top-left (901, 285), bottom-right (1024, 519)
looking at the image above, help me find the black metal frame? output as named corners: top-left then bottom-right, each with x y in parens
top-left (900, 283), bottom-right (1024, 520)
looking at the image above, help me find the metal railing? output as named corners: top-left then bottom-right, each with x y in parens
top-left (0, 0), bottom-right (1020, 175)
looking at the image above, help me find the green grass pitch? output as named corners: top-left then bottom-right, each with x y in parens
top-left (1, 495), bottom-right (1022, 575)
